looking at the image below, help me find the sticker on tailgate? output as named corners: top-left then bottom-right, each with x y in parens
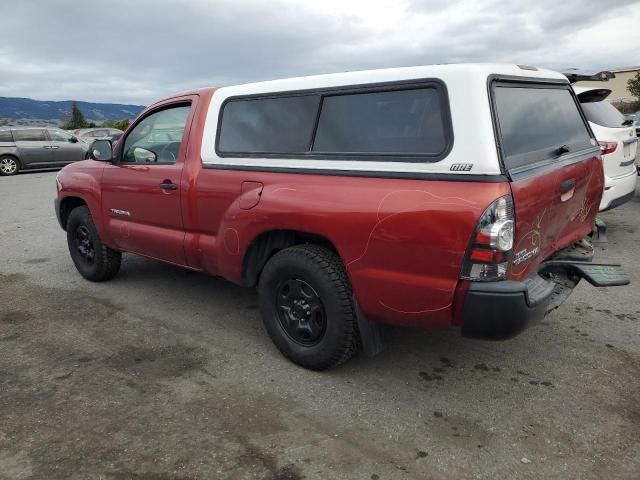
top-left (511, 210), bottom-right (545, 270)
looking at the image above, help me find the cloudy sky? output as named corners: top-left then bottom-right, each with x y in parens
top-left (1, 0), bottom-right (639, 106)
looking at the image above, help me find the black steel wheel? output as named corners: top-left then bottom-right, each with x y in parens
top-left (275, 278), bottom-right (326, 346)
top-left (66, 206), bottom-right (121, 282)
top-left (74, 225), bottom-right (96, 265)
top-left (258, 245), bottom-right (361, 370)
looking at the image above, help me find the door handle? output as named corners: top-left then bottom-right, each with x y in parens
top-left (49, 146), bottom-right (59, 149)
top-left (159, 181), bottom-right (178, 191)
top-left (560, 178), bottom-right (575, 194)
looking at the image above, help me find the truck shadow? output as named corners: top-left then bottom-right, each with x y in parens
top-left (112, 251), bottom-right (589, 383)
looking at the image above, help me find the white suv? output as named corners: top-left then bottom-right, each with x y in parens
top-left (573, 86), bottom-right (638, 211)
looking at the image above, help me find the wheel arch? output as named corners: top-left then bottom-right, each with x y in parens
top-left (58, 196), bottom-right (88, 231)
top-left (242, 229), bottom-right (340, 287)
top-left (0, 153), bottom-right (20, 162)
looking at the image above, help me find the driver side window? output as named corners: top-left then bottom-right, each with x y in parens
top-left (122, 104), bottom-right (190, 164)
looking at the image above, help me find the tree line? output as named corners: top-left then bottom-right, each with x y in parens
top-left (60, 101), bottom-right (130, 131)
top-left (621, 72), bottom-right (640, 113)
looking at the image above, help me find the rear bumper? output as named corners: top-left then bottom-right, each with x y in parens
top-left (461, 276), bottom-right (553, 340)
top-left (599, 169), bottom-right (637, 211)
top-left (461, 254), bottom-right (629, 340)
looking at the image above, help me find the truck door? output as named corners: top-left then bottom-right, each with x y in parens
top-left (101, 101), bottom-right (194, 265)
top-left (47, 128), bottom-right (85, 164)
top-left (13, 128), bottom-right (52, 168)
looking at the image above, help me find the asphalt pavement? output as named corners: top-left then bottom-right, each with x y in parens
top-left (1, 169), bottom-right (639, 479)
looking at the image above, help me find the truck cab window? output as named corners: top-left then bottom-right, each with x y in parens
top-left (122, 105), bottom-right (190, 164)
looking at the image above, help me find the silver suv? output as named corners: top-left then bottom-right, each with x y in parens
top-left (0, 127), bottom-right (87, 176)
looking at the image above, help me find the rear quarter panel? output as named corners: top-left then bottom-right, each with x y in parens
top-left (190, 169), bottom-right (510, 327)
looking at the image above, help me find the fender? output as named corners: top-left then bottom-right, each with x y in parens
top-left (57, 162), bottom-right (110, 244)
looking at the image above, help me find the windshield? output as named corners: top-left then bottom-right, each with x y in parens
top-left (581, 100), bottom-right (627, 128)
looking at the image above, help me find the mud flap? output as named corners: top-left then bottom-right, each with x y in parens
top-left (352, 298), bottom-right (387, 357)
top-left (542, 261), bottom-right (629, 287)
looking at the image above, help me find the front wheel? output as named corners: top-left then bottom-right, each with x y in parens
top-left (66, 206), bottom-right (121, 282)
top-left (0, 156), bottom-right (20, 176)
top-left (258, 245), bottom-right (361, 370)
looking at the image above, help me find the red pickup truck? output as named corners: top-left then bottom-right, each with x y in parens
top-left (55, 64), bottom-right (628, 370)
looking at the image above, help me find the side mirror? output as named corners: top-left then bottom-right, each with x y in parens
top-left (132, 146), bottom-right (157, 163)
top-left (69, 136), bottom-right (78, 143)
top-left (90, 139), bottom-right (113, 161)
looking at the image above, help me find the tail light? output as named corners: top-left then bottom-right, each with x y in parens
top-left (460, 195), bottom-right (514, 281)
top-left (598, 141), bottom-right (617, 155)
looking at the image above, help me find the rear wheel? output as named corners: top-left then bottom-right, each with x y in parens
top-left (258, 245), bottom-right (360, 370)
top-left (0, 156), bottom-right (20, 176)
top-left (66, 206), bottom-right (121, 282)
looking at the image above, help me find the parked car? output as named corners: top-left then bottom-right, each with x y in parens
top-left (82, 131), bottom-right (124, 158)
top-left (55, 64), bottom-right (628, 370)
top-left (136, 129), bottom-right (183, 147)
top-left (0, 127), bottom-right (86, 176)
top-left (573, 87), bottom-right (638, 210)
top-left (74, 128), bottom-right (123, 148)
top-left (107, 132), bottom-right (123, 143)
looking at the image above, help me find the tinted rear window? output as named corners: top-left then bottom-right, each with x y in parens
top-left (0, 130), bottom-right (13, 142)
top-left (313, 88), bottom-right (447, 155)
top-left (218, 96), bottom-right (319, 153)
top-left (581, 100), bottom-right (627, 128)
top-left (13, 129), bottom-right (47, 141)
top-left (494, 86), bottom-right (593, 170)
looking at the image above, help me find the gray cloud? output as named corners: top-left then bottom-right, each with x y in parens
top-left (2, 0), bottom-right (639, 105)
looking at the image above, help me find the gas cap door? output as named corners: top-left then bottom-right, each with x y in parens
top-left (239, 181), bottom-right (264, 210)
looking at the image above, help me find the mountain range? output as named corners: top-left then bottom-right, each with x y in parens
top-left (0, 97), bottom-right (145, 125)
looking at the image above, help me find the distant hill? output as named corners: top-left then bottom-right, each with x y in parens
top-left (0, 97), bottom-right (145, 126)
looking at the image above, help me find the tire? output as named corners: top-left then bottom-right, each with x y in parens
top-left (66, 206), bottom-right (121, 282)
top-left (0, 155), bottom-right (20, 176)
top-left (258, 245), bottom-right (361, 370)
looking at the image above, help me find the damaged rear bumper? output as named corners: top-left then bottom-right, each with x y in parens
top-left (461, 276), bottom-right (553, 339)
top-left (461, 240), bottom-right (629, 340)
